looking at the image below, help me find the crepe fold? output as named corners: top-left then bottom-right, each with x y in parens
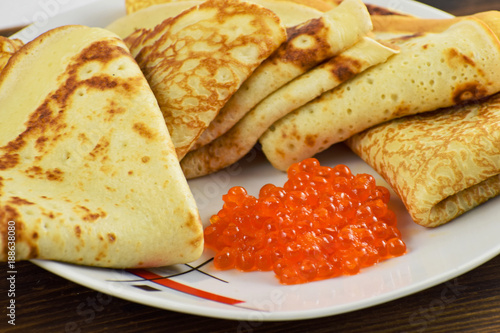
top-left (0, 36), bottom-right (23, 73)
top-left (0, 25), bottom-right (203, 268)
top-left (259, 18), bottom-right (500, 171)
top-left (191, 0), bottom-right (372, 150)
top-left (125, 0), bottom-right (287, 159)
top-left (347, 92), bottom-right (500, 227)
top-left (181, 37), bottom-right (398, 178)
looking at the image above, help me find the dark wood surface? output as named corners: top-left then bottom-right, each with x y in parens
top-left (2, 0), bottom-right (500, 332)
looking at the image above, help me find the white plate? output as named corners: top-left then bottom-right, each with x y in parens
top-left (16, 0), bottom-right (500, 322)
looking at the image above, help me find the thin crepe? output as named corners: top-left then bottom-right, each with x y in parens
top-left (191, 0), bottom-right (372, 149)
top-left (107, 0), bottom-right (324, 38)
top-left (124, 0), bottom-right (334, 14)
top-left (126, 0), bottom-right (287, 159)
top-left (0, 25), bottom-right (203, 268)
top-left (371, 10), bottom-right (500, 40)
top-left (346, 92), bottom-right (500, 227)
top-left (259, 18), bottom-right (500, 171)
top-left (181, 37), bottom-right (398, 178)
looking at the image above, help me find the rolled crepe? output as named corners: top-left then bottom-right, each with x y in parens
top-left (0, 36), bottom-right (23, 73)
top-left (191, 0), bottom-right (372, 149)
top-left (346, 92), bottom-right (500, 227)
top-left (259, 18), bottom-right (500, 171)
top-left (126, 0), bottom-right (287, 159)
top-left (0, 25), bottom-right (203, 268)
top-left (181, 37), bottom-right (398, 178)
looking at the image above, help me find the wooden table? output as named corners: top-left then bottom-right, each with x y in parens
top-left (2, 0), bottom-right (500, 332)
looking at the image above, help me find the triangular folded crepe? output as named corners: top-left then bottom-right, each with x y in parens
top-left (0, 36), bottom-right (23, 73)
top-left (260, 17), bottom-right (500, 171)
top-left (124, 0), bottom-right (333, 15)
top-left (107, 0), bottom-right (324, 39)
top-left (125, 0), bottom-right (287, 159)
top-left (191, 0), bottom-right (372, 149)
top-left (181, 37), bottom-right (398, 178)
top-left (0, 25), bottom-right (203, 268)
top-left (347, 92), bottom-right (500, 227)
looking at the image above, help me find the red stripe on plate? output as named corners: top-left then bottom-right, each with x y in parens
top-left (128, 269), bottom-right (244, 305)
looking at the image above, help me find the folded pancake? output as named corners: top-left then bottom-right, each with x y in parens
top-left (107, 0), bottom-right (324, 39)
top-left (191, 0), bottom-right (372, 150)
top-left (372, 10), bottom-right (500, 40)
top-left (259, 18), bottom-right (500, 171)
top-left (0, 25), bottom-right (203, 268)
top-left (347, 92), bottom-right (500, 227)
top-left (124, 0), bottom-right (334, 14)
top-left (126, 0), bottom-right (287, 159)
top-left (0, 36), bottom-right (23, 73)
top-left (181, 37), bottom-right (398, 178)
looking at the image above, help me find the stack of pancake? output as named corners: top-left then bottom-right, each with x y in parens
top-left (1, 0), bottom-right (499, 269)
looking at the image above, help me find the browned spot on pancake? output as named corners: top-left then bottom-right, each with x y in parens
top-left (0, 205), bottom-right (20, 259)
top-left (141, 156), bottom-right (150, 163)
top-left (78, 133), bottom-right (90, 144)
top-left (24, 166), bottom-right (64, 181)
top-left (46, 168), bottom-right (64, 181)
top-left (392, 103), bottom-right (412, 117)
top-left (453, 82), bottom-right (488, 104)
top-left (190, 234), bottom-right (203, 248)
top-left (106, 101), bottom-right (126, 120)
top-left (25, 166), bottom-right (43, 178)
top-left (77, 39), bottom-right (129, 64)
top-left (35, 136), bottom-right (49, 151)
top-left (388, 33), bottom-right (425, 45)
top-left (133, 122), bottom-right (156, 140)
top-left (0, 152), bottom-right (20, 170)
top-left (183, 213), bottom-right (202, 233)
top-left (0, 213), bottom-right (39, 259)
top-left (75, 225), bottom-right (82, 238)
top-left (305, 134), bottom-right (317, 147)
top-left (32, 232), bottom-right (38, 239)
top-left (89, 137), bottom-right (110, 159)
top-left (446, 47), bottom-right (476, 68)
top-left (74, 205), bottom-right (107, 222)
top-left (275, 148), bottom-right (286, 159)
top-left (282, 18), bottom-right (332, 70)
top-left (107, 233), bottom-right (116, 243)
top-left (9, 197), bottom-right (34, 205)
top-left (330, 57), bottom-right (362, 82)
top-left (366, 4), bottom-right (408, 16)
top-left (42, 210), bottom-right (56, 219)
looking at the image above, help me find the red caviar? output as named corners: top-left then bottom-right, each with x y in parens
top-left (204, 158), bottom-right (406, 285)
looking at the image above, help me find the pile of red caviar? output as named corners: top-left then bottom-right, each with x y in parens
top-left (204, 158), bottom-right (406, 285)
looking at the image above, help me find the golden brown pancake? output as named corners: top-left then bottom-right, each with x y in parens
top-left (347, 92), bottom-right (500, 227)
top-left (372, 10), bottom-right (500, 40)
top-left (259, 18), bottom-right (500, 171)
top-left (125, 0), bottom-right (334, 14)
top-left (181, 37), bottom-right (398, 178)
top-left (107, 0), bottom-right (324, 39)
top-left (0, 25), bottom-right (203, 268)
top-left (192, 0), bottom-right (372, 149)
top-left (125, 0), bottom-right (287, 159)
